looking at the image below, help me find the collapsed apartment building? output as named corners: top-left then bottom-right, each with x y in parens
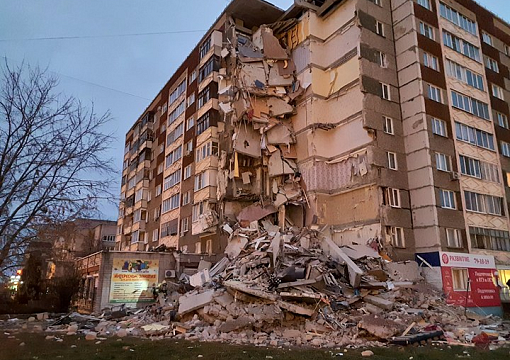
top-left (115, 0), bottom-right (510, 314)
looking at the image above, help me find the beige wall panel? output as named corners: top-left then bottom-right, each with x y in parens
top-left (465, 212), bottom-right (509, 231)
top-left (308, 0), bottom-right (357, 41)
top-left (396, 48), bottom-right (419, 71)
top-left (407, 147), bottom-right (431, 172)
top-left (409, 186), bottom-right (436, 208)
top-left (412, 206), bottom-right (438, 227)
top-left (400, 80), bottom-right (422, 103)
top-left (392, 0), bottom-right (414, 27)
top-left (332, 223), bottom-right (381, 247)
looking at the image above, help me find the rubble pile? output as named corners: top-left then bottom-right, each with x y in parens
top-left (2, 224), bottom-right (509, 349)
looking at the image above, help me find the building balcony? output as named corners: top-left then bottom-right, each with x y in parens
top-left (132, 221), bottom-right (146, 232)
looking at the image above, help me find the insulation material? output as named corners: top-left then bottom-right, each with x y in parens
top-left (233, 125), bottom-right (262, 158)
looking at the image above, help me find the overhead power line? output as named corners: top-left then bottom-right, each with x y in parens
top-left (0, 29), bottom-right (206, 42)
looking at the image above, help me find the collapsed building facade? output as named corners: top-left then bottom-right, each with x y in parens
top-left (116, 0), bottom-right (510, 310)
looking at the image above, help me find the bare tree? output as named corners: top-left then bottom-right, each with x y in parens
top-left (0, 62), bottom-right (116, 276)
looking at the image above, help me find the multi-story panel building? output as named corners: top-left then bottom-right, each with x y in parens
top-left (116, 0), bottom-right (510, 305)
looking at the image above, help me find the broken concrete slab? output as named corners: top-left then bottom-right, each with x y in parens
top-left (269, 232), bottom-right (281, 266)
top-left (261, 27), bottom-right (288, 60)
top-left (277, 279), bottom-right (318, 289)
top-left (223, 280), bottom-right (279, 302)
top-left (341, 244), bottom-right (380, 260)
top-left (266, 124), bottom-right (295, 145)
top-left (277, 300), bottom-right (315, 317)
top-left (218, 316), bottom-right (253, 333)
top-left (268, 149), bottom-right (296, 177)
top-left (267, 97), bottom-right (294, 117)
top-left (178, 290), bottom-right (215, 316)
top-left (190, 269), bottom-right (211, 288)
top-left (321, 235), bottom-right (364, 288)
top-left (385, 261), bottom-right (422, 282)
top-left (358, 315), bottom-right (404, 339)
top-left (237, 203), bottom-right (277, 223)
top-left (233, 125), bottom-right (261, 158)
top-left (363, 295), bottom-right (394, 311)
top-left (224, 235), bottom-right (249, 259)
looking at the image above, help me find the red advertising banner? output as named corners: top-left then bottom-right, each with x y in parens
top-left (440, 252), bottom-right (501, 308)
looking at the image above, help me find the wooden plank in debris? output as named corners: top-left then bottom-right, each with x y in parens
top-left (277, 300), bottom-right (315, 317)
top-left (321, 235), bottom-right (363, 288)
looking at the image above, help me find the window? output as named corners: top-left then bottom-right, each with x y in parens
top-left (154, 206), bottom-right (161, 220)
top-left (381, 83), bottom-right (391, 100)
top-left (168, 100), bottom-right (185, 125)
top-left (376, 51), bottom-right (387, 67)
top-left (455, 122), bottom-right (495, 150)
top-left (439, 189), bottom-right (456, 209)
top-left (431, 118), bottom-right (447, 137)
top-left (387, 226), bottom-right (405, 248)
top-left (187, 93), bottom-right (195, 107)
top-left (501, 141), bottom-right (510, 157)
top-left (199, 56), bottom-right (217, 82)
top-left (482, 32), bottom-right (493, 46)
top-left (181, 217), bottom-right (189, 234)
top-left (423, 52), bottom-right (439, 70)
top-left (192, 201), bottom-right (205, 222)
top-left (163, 169), bottom-right (181, 191)
top-left (492, 84), bottom-right (504, 100)
top-left (419, 22), bottom-right (434, 40)
top-left (197, 87), bottom-right (211, 109)
top-left (197, 112), bottom-right (211, 135)
top-left (445, 59), bottom-right (484, 91)
top-left (155, 184), bottom-right (162, 197)
top-left (184, 165), bottom-right (192, 180)
top-left (165, 146), bottom-right (182, 168)
top-left (383, 116), bottom-right (394, 135)
top-left (199, 37), bottom-right (211, 60)
top-left (443, 31), bottom-right (480, 62)
top-left (384, 188), bottom-right (401, 208)
top-left (196, 141), bottom-right (218, 162)
top-left (161, 221), bottom-right (178, 237)
top-left (497, 112), bottom-right (509, 129)
top-left (189, 70), bottom-right (197, 83)
top-left (152, 229), bottom-right (159, 242)
top-left (435, 153), bottom-right (451, 172)
top-left (194, 172), bottom-right (207, 191)
top-left (451, 91), bottom-right (490, 120)
top-left (162, 193), bottom-right (180, 213)
top-left (464, 191), bottom-right (503, 215)
top-left (485, 57), bottom-right (499, 73)
top-left (470, 226), bottom-right (510, 251)
top-left (427, 84), bottom-right (442, 103)
top-left (186, 117), bottom-right (195, 131)
top-left (182, 191), bottom-right (191, 206)
top-left (369, 0), bottom-right (381, 5)
top-left (439, 3), bottom-right (477, 35)
top-left (195, 242), bottom-right (202, 254)
top-left (452, 268), bottom-right (469, 291)
top-left (375, 21), bottom-right (385, 37)
top-left (417, 0), bottom-right (430, 10)
top-left (169, 80), bottom-right (186, 104)
top-left (185, 140), bottom-right (193, 155)
top-left (446, 228), bottom-right (462, 248)
top-left (166, 122), bottom-right (184, 147)
top-left (387, 152), bottom-right (397, 170)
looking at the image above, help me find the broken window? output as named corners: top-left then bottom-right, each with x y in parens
top-left (380, 83), bottom-right (390, 100)
top-left (181, 217), bottom-right (189, 234)
top-left (375, 21), bottom-right (385, 37)
top-left (446, 228), bottom-right (462, 248)
top-left (452, 268), bottom-right (469, 291)
top-left (383, 116), bottom-right (393, 135)
top-left (387, 152), bottom-right (397, 170)
top-left (196, 141), bottom-right (218, 162)
top-left (184, 164), bottom-right (192, 180)
top-left (182, 190), bottom-right (191, 205)
top-left (376, 51), bottom-right (387, 68)
top-left (185, 140), bottom-right (193, 155)
top-left (384, 188), bottom-right (401, 208)
top-left (386, 226), bottom-right (405, 248)
top-left (192, 201), bottom-right (205, 222)
top-left (194, 172), bottom-right (207, 191)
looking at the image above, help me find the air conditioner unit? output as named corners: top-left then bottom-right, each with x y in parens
top-left (165, 270), bottom-right (176, 278)
top-left (450, 171), bottom-right (461, 181)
